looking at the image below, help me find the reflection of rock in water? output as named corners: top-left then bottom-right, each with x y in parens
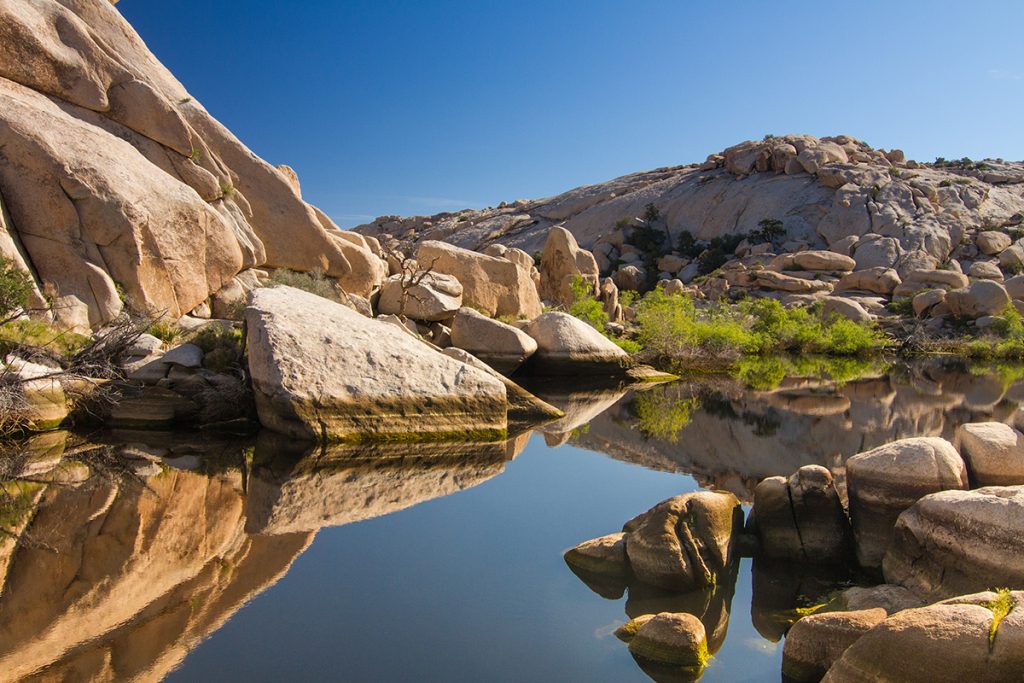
top-left (245, 433), bottom-right (512, 535)
top-left (0, 430), bottom-right (523, 681)
top-left (564, 361), bottom-right (1022, 500)
top-left (749, 557), bottom-right (852, 643)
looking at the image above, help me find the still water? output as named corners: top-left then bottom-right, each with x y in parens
top-left (0, 359), bottom-right (1019, 681)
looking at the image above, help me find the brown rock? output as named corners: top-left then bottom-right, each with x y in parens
top-left (782, 608), bottom-right (887, 682)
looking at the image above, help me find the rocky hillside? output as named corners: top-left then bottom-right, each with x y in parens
top-left (354, 135), bottom-right (1024, 276)
top-left (0, 0), bottom-right (385, 332)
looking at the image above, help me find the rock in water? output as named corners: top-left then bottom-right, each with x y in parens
top-left (954, 421), bottom-right (1024, 486)
top-left (245, 286), bottom-right (508, 442)
top-left (845, 437), bottom-right (967, 569)
top-left (522, 312), bottom-right (629, 375)
top-left (627, 612), bottom-right (709, 674)
top-left (782, 608), bottom-right (887, 683)
top-left (563, 532), bottom-right (628, 576)
top-left (624, 490), bottom-right (742, 591)
top-left (882, 485), bottom-right (1024, 600)
top-left (822, 591), bottom-right (1024, 682)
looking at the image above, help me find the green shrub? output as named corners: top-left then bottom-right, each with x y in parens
top-left (147, 320), bottom-right (180, 346)
top-left (0, 256), bottom-right (32, 320)
top-left (0, 320), bottom-right (89, 357)
top-left (188, 324), bottom-right (244, 372)
top-left (267, 268), bottom-right (341, 301)
top-left (567, 276), bottom-right (607, 332)
top-left (697, 247), bottom-right (728, 275)
top-left (752, 218), bottom-right (785, 243)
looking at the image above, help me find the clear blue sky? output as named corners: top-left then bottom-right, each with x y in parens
top-left (120, 0), bottom-right (1023, 227)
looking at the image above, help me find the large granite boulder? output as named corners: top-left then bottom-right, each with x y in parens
top-left (883, 486), bottom-right (1024, 599)
top-left (439, 347), bottom-right (562, 422)
top-left (834, 267), bottom-right (901, 295)
top-left (538, 226), bottom-right (600, 307)
top-left (846, 437), bottom-right (967, 569)
top-left (944, 279), bottom-right (1011, 318)
top-left (522, 311), bottom-right (629, 374)
top-left (449, 307), bottom-right (537, 374)
top-left (750, 465), bottom-right (850, 564)
top-left (245, 286), bottom-right (508, 441)
top-left (822, 591), bottom-right (1024, 682)
top-left (954, 421), bottom-right (1024, 486)
top-left (624, 490), bottom-right (742, 591)
top-left (377, 272), bottom-right (463, 321)
top-left (0, 0), bottom-right (384, 330)
top-left (782, 608), bottom-right (887, 683)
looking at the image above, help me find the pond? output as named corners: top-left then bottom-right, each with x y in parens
top-left (0, 358), bottom-right (1019, 682)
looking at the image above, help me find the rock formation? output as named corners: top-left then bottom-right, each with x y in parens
top-left (0, 0), bottom-right (385, 331)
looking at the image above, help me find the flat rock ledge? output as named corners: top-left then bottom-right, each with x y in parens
top-left (246, 286), bottom-right (508, 442)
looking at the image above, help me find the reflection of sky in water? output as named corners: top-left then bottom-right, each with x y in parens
top-left (168, 436), bottom-right (780, 682)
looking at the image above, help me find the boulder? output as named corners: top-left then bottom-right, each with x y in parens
top-left (377, 271), bottom-right (463, 321)
top-left (624, 491), bottom-right (742, 591)
top-left (912, 289), bottom-right (946, 317)
top-left (977, 230), bottom-right (1012, 255)
top-left (439, 348), bottom-right (563, 422)
top-left (522, 312), bottom-right (629, 375)
top-left (954, 422), bottom-right (1024, 486)
top-left (613, 264), bottom-right (646, 292)
top-left (782, 609), bottom-right (887, 683)
top-left (822, 591), bottom-right (1024, 682)
top-left (853, 236), bottom-right (901, 270)
top-left (563, 532), bottom-right (628, 576)
top-left (627, 612), bottom-right (709, 673)
top-left (449, 307), bottom-right (538, 374)
top-left (822, 297), bottom-right (872, 323)
top-left (793, 250), bottom-right (856, 273)
top-left (834, 267), bottom-right (901, 295)
top-left (846, 437), bottom-right (967, 569)
top-left (838, 584), bottom-right (925, 615)
top-left (894, 269), bottom-right (969, 297)
top-left (756, 270), bottom-right (832, 293)
top-left (883, 486), bottom-right (1024, 599)
top-left (967, 260), bottom-right (1003, 280)
top-left (945, 280), bottom-right (1010, 318)
top-left (750, 465), bottom-right (850, 564)
top-left (417, 241), bottom-right (541, 319)
top-left (538, 226), bottom-right (600, 307)
top-left (245, 286), bottom-right (508, 441)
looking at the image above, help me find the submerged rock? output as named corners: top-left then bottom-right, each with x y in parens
top-left (627, 612), bottom-right (709, 674)
top-left (245, 286), bottom-right (508, 442)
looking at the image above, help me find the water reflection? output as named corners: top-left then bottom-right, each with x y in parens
top-left (0, 358), bottom-right (1020, 681)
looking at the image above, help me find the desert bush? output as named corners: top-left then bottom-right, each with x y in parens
top-left (567, 276), bottom-right (608, 332)
top-left (267, 268), bottom-right (341, 302)
top-left (188, 324), bottom-right (244, 372)
top-left (0, 256), bottom-right (32, 322)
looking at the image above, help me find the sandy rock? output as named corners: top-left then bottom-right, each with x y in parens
top-left (846, 437), bottom-right (967, 569)
top-left (954, 422), bottom-right (1024, 486)
top-left (793, 250), bottom-right (856, 273)
top-left (624, 491), bottom-right (742, 591)
top-left (750, 465), bottom-right (850, 563)
top-left (834, 267), bottom-right (901, 295)
top-left (449, 307), bottom-right (538, 374)
top-left (538, 226), bottom-right (600, 307)
top-left (627, 612), bottom-right (709, 671)
top-left (782, 608), bottom-right (887, 682)
top-left (377, 271), bottom-right (463, 321)
top-left (417, 241), bottom-right (541, 319)
top-left (823, 591), bottom-right (1024, 682)
top-left (912, 289), bottom-right (946, 317)
top-left (523, 312), bottom-right (629, 375)
top-left (613, 264), bottom-right (646, 292)
top-left (823, 297), bottom-right (872, 323)
top-left (563, 532), bottom-right (628, 576)
top-left (883, 486), bottom-right (1024, 599)
top-left (853, 235), bottom-right (902, 270)
top-left (838, 584), bottom-right (925, 615)
top-left (967, 260), bottom-right (1003, 280)
top-left (245, 286), bottom-right (508, 441)
top-left (439, 347), bottom-right (562, 422)
top-left (944, 279), bottom-right (1010, 318)
top-left (1005, 274), bottom-right (1024, 300)
top-left (756, 270), bottom-right (832, 293)
top-left (977, 230), bottom-right (1012, 255)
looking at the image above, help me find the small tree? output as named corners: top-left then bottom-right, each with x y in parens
top-left (380, 239), bottom-right (439, 318)
top-left (0, 255), bottom-right (32, 324)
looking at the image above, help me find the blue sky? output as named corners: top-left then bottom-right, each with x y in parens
top-left (120, 0), bottom-right (1024, 227)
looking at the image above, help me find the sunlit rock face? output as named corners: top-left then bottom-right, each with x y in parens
top-left (0, 431), bottom-right (521, 681)
top-left (0, 0), bottom-right (384, 330)
top-left (555, 361), bottom-right (1022, 500)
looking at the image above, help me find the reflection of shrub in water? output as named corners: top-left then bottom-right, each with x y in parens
top-left (633, 389), bottom-right (700, 443)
